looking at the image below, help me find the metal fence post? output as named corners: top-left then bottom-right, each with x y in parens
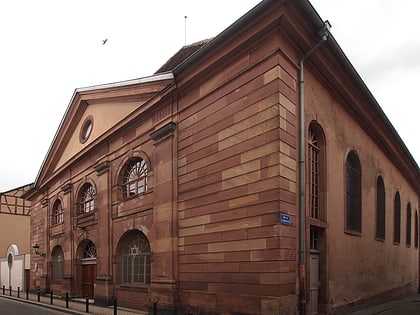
top-left (50, 291), bottom-right (53, 304)
top-left (18, 287), bottom-right (20, 298)
top-left (86, 296), bottom-right (89, 313)
top-left (113, 297), bottom-right (117, 315)
top-left (66, 292), bottom-right (69, 308)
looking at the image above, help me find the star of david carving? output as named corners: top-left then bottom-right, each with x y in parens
top-left (130, 244), bottom-right (139, 257)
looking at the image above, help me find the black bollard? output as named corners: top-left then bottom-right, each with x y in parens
top-left (66, 292), bottom-right (69, 308)
top-left (85, 296), bottom-right (89, 313)
top-left (2, 286), bottom-right (4, 295)
top-left (18, 287), bottom-right (20, 298)
top-left (153, 301), bottom-right (157, 315)
top-left (50, 291), bottom-right (53, 305)
top-left (9, 286), bottom-right (11, 296)
top-left (37, 289), bottom-right (40, 302)
top-left (113, 297), bottom-right (117, 315)
top-left (26, 288), bottom-right (29, 300)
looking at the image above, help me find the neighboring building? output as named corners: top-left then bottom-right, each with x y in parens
top-left (24, 1), bottom-right (420, 314)
top-left (0, 184), bottom-right (32, 291)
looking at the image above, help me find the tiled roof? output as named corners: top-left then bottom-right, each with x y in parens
top-left (155, 39), bottom-right (212, 74)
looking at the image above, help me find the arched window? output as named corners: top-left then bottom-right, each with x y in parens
top-left (117, 230), bottom-right (151, 285)
top-left (122, 158), bottom-right (148, 199)
top-left (406, 202), bottom-right (412, 247)
top-left (79, 183), bottom-right (95, 214)
top-left (84, 241), bottom-right (97, 259)
top-left (51, 246), bottom-right (64, 281)
top-left (375, 176), bottom-right (385, 240)
top-left (52, 200), bottom-right (63, 224)
top-left (345, 150), bottom-right (362, 232)
top-left (415, 211), bottom-right (419, 248)
top-left (308, 126), bottom-right (320, 219)
top-left (308, 122), bottom-right (326, 221)
top-left (393, 192), bottom-right (401, 244)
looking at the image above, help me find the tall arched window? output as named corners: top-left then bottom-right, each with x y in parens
top-left (117, 230), bottom-right (151, 285)
top-left (415, 211), bottom-right (419, 248)
top-left (52, 200), bottom-right (63, 224)
top-left (51, 246), bottom-right (64, 281)
top-left (375, 176), bottom-right (385, 240)
top-left (406, 202), bottom-right (412, 246)
top-left (345, 150), bottom-right (362, 232)
top-left (308, 122), bottom-right (326, 221)
top-left (122, 158), bottom-right (148, 199)
top-left (393, 192), bottom-right (401, 244)
top-left (309, 127), bottom-right (320, 219)
top-left (79, 183), bottom-right (95, 214)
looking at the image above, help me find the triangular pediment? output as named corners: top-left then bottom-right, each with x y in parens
top-left (34, 73), bottom-right (174, 188)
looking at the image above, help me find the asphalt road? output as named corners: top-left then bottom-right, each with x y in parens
top-left (350, 294), bottom-right (420, 315)
top-left (0, 297), bottom-right (69, 315)
top-left (378, 301), bottom-right (420, 315)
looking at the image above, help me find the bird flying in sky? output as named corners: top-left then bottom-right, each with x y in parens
top-left (102, 39), bottom-right (108, 45)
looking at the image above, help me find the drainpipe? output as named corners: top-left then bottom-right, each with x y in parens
top-left (298, 20), bottom-right (330, 314)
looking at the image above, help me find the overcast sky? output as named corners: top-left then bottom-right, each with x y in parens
top-left (0, 0), bottom-right (419, 192)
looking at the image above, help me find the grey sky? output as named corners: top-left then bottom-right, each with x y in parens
top-left (0, 0), bottom-right (419, 192)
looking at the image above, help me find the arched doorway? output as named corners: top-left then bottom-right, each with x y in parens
top-left (77, 240), bottom-right (97, 299)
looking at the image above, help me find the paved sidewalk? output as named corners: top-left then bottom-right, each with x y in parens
top-left (349, 294), bottom-right (420, 315)
top-left (0, 291), bottom-right (148, 315)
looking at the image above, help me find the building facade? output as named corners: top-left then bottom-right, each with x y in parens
top-left (0, 184), bottom-right (32, 291)
top-left (26, 1), bottom-right (420, 314)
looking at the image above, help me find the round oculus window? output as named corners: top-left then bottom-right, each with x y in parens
top-left (80, 116), bottom-right (93, 144)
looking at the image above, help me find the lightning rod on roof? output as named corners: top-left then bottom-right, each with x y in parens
top-left (184, 16), bottom-right (187, 46)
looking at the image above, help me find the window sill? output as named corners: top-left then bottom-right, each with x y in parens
top-left (308, 217), bottom-right (328, 229)
top-left (117, 284), bottom-right (150, 290)
top-left (51, 222), bottom-right (64, 227)
top-left (344, 229), bottom-right (362, 237)
top-left (374, 237), bottom-right (385, 242)
top-left (77, 209), bottom-right (97, 217)
top-left (123, 190), bottom-right (152, 202)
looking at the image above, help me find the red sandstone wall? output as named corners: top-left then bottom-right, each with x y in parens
top-left (176, 37), bottom-right (298, 314)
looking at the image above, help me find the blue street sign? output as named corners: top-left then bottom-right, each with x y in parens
top-left (280, 213), bottom-right (291, 225)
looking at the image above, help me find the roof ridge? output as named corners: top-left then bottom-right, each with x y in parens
top-left (154, 38), bottom-right (212, 74)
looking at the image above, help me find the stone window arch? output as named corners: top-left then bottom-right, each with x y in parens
top-left (51, 246), bottom-right (64, 281)
top-left (406, 202), bottom-right (412, 247)
top-left (393, 191), bottom-right (401, 244)
top-left (52, 199), bottom-right (64, 224)
top-left (122, 158), bottom-right (149, 199)
top-left (308, 122), bottom-right (326, 221)
top-left (84, 241), bottom-right (97, 259)
top-left (116, 230), bottom-right (151, 285)
top-left (78, 182), bottom-right (96, 214)
top-left (345, 150), bottom-right (362, 233)
top-left (415, 210), bottom-right (419, 248)
top-left (375, 175), bottom-right (386, 240)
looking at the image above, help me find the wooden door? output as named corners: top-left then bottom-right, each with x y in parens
top-left (82, 264), bottom-right (96, 298)
top-left (25, 269), bottom-right (30, 290)
top-left (310, 253), bottom-right (319, 315)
